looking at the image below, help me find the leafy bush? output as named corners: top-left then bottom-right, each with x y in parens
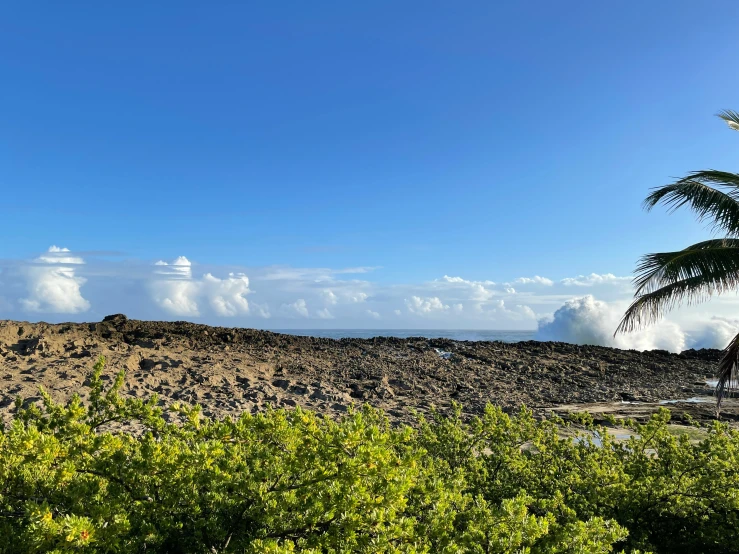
top-left (1, 357), bottom-right (738, 553)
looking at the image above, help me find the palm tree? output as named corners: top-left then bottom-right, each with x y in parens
top-left (616, 110), bottom-right (739, 412)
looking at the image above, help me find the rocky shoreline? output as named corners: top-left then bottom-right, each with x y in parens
top-left (0, 315), bottom-right (731, 426)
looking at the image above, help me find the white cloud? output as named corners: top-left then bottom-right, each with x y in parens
top-left (150, 280), bottom-right (200, 316)
top-left (349, 292), bottom-right (368, 303)
top-left (150, 256), bottom-right (199, 316)
top-left (252, 302), bottom-right (271, 319)
top-left (443, 275), bottom-right (495, 286)
top-left (406, 296), bottom-right (449, 314)
top-left (317, 308), bottom-right (334, 319)
top-left (516, 305), bottom-right (536, 319)
top-left (282, 298), bottom-right (309, 318)
top-left (322, 289), bottom-right (338, 305)
top-left (150, 257), bottom-right (251, 317)
top-left (38, 246), bottom-right (85, 265)
top-left (14, 246), bottom-right (739, 341)
top-left (319, 287), bottom-right (367, 305)
top-left (560, 273), bottom-right (631, 287)
top-left (19, 246), bottom-right (90, 313)
top-left (202, 273), bottom-right (251, 316)
top-left (514, 276), bottom-right (554, 286)
top-left (440, 275), bottom-right (496, 302)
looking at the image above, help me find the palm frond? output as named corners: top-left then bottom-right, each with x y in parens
top-left (633, 239), bottom-right (739, 295)
top-left (718, 109), bottom-right (739, 131)
top-left (681, 170), bottom-right (739, 189)
top-left (716, 331), bottom-right (739, 413)
top-left (616, 275), bottom-right (725, 334)
top-left (644, 178), bottom-right (739, 236)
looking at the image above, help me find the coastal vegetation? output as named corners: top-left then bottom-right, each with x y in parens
top-left (617, 110), bottom-right (739, 410)
top-left (1, 357), bottom-right (738, 553)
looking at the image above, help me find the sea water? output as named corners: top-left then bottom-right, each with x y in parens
top-left (268, 329), bottom-right (536, 342)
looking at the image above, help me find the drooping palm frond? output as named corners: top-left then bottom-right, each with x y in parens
top-left (644, 177), bottom-right (739, 236)
top-left (680, 170), bottom-right (739, 191)
top-left (717, 331), bottom-right (739, 413)
top-left (616, 274), bottom-right (728, 334)
top-left (718, 109), bottom-right (739, 131)
top-left (633, 239), bottom-right (739, 296)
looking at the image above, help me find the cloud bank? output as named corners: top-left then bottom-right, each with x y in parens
top-left (150, 257), bottom-right (252, 317)
top-left (2, 246), bottom-right (739, 351)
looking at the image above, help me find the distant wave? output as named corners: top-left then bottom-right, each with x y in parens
top-left (536, 295), bottom-right (737, 353)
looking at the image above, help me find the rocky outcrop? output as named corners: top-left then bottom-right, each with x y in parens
top-left (0, 317), bottom-right (725, 424)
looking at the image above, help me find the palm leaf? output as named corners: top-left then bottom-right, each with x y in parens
top-left (644, 177), bottom-right (739, 236)
top-left (680, 170), bottom-right (739, 192)
top-left (633, 239), bottom-right (739, 295)
top-left (616, 275), bottom-right (728, 334)
top-left (716, 331), bottom-right (739, 413)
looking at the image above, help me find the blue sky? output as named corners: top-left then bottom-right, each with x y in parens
top-left (2, 2), bottom-right (739, 343)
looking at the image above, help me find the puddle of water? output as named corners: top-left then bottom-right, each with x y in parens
top-left (704, 378), bottom-right (738, 391)
top-left (573, 430), bottom-right (638, 447)
top-left (659, 397), bottom-right (711, 405)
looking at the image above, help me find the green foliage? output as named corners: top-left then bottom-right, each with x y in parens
top-left (1, 357), bottom-right (739, 553)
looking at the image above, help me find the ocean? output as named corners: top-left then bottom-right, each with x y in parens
top-left (268, 329), bottom-right (536, 342)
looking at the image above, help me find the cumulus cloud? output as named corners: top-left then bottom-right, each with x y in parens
top-left (406, 296), bottom-right (449, 314)
top-left (440, 275), bottom-right (497, 302)
top-left (317, 308), bottom-right (334, 319)
top-left (38, 246), bottom-right (85, 265)
top-left (252, 302), bottom-right (271, 319)
top-left (515, 276), bottom-right (554, 286)
top-left (17, 245), bottom-right (739, 340)
top-left (560, 273), bottom-right (631, 287)
top-left (150, 257), bottom-right (252, 317)
top-left (319, 287), bottom-right (367, 305)
top-left (476, 299), bottom-right (537, 322)
top-left (322, 290), bottom-right (338, 305)
top-left (19, 246), bottom-right (90, 313)
top-left (283, 299), bottom-right (309, 318)
top-left (150, 281), bottom-right (200, 316)
top-left (150, 257), bottom-right (199, 316)
top-left (516, 305), bottom-right (536, 319)
top-left (443, 275), bottom-right (495, 285)
top-left (202, 273), bottom-right (251, 316)
top-left (154, 256), bottom-right (192, 278)
top-left (349, 292), bottom-right (368, 303)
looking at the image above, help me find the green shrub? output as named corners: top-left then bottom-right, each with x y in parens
top-left (0, 357), bottom-right (737, 553)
